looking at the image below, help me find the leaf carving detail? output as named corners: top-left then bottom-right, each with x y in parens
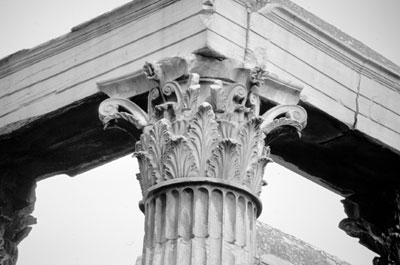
top-left (207, 139), bottom-right (240, 182)
top-left (170, 119), bottom-right (188, 136)
top-left (218, 120), bottom-right (239, 139)
top-left (133, 142), bottom-right (154, 196)
top-left (247, 148), bottom-right (271, 195)
top-left (188, 103), bottom-right (220, 177)
top-left (98, 64), bottom-right (307, 198)
top-left (140, 119), bottom-right (170, 183)
top-left (237, 117), bottom-right (264, 182)
top-left (164, 136), bottom-right (197, 179)
top-left (134, 155), bottom-right (153, 195)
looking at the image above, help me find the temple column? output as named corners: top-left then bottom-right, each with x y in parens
top-left (98, 57), bottom-right (307, 265)
top-left (0, 173), bottom-right (36, 265)
top-left (140, 181), bottom-right (260, 265)
top-left (340, 188), bottom-right (400, 265)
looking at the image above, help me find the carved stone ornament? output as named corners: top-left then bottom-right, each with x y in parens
top-left (0, 178), bottom-right (36, 265)
top-left (340, 191), bottom-right (400, 265)
top-left (99, 59), bottom-right (307, 265)
top-left (99, 60), bottom-right (307, 199)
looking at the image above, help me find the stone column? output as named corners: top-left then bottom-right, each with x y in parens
top-left (0, 174), bottom-right (36, 265)
top-left (340, 188), bottom-right (400, 265)
top-left (99, 58), bottom-right (307, 265)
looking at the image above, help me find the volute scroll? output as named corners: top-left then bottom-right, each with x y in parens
top-left (98, 59), bottom-right (307, 198)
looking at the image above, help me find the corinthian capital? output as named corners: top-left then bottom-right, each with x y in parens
top-left (98, 58), bottom-right (307, 198)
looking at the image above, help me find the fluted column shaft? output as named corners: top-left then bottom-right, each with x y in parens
top-left (98, 58), bottom-right (307, 265)
top-left (141, 181), bottom-right (259, 265)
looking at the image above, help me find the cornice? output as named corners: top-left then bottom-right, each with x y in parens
top-left (259, 0), bottom-right (400, 91)
top-left (2, 0), bottom-right (398, 93)
top-left (0, 0), bottom-right (179, 79)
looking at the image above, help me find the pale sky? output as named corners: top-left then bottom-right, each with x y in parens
top-left (1, 0), bottom-right (399, 265)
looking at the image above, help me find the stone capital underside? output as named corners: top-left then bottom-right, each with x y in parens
top-left (0, 176), bottom-right (36, 265)
top-left (340, 189), bottom-right (400, 265)
top-left (98, 57), bottom-right (307, 265)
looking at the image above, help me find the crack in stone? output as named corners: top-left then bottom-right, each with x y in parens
top-left (244, 6), bottom-right (252, 62)
top-left (317, 132), bottom-right (348, 145)
top-left (352, 62), bottom-right (365, 130)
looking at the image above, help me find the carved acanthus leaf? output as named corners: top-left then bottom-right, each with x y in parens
top-left (99, 61), bottom-right (308, 198)
top-left (188, 103), bottom-right (220, 176)
top-left (164, 136), bottom-right (197, 180)
top-left (218, 120), bottom-right (239, 140)
top-left (237, 117), bottom-right (264, 184)
top-left (140, 119), bottom-right (171, 183)
top-left (247, 146), bottom-right (272, 195)
top-left (170, 119), bottom-right (189, 136)
top-left (133, 143), bottom-right (154, 196)
top-left (207, 139), bottom-right (240, 182)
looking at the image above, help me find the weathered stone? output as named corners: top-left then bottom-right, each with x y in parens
top-left (340, 189), bottom-right (400, 265)
top-left (0, 176), bottom-right (36, 265)
top-left (99, 57), bottom-right (306, 264)
top-left (256, 222), bottom-right (351, 265)
top-left (0, 0), bottom-right (399, 263)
